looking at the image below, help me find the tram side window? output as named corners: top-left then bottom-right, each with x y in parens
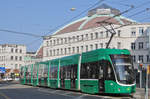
top-left (81, 61), bottom-right (99, 79)
top-left (60, 66), bottom-right (66, 79)
top-left (25, 68), bottom-right (29, 77)
top-left (66, 66), bottom-right (71, 79)
top-left (70, 64), bottom-right (77, 79)
top-left (38, 65), bottom-right (42, 78)
top-left (44, 65), bottom-right (48, 78)
top-left (33, 65), bottom-right (37, 78)
top-left (28, 67), bottom-right (31, 78)
top-left (64, 64), bottom-right (77, 79)
top-left (50, 66), bottom-right (58, 79)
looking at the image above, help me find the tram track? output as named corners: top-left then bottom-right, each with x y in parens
top-left (0, 91), bottom-right (11, 99)
top-left (37, 87), bottom-right (133, 99)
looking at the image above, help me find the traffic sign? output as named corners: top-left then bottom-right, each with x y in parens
top-left (0, 67), bottom-right (5, 73)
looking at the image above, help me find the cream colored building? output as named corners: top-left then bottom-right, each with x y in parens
top-left (0, 44), bottom-right (26, 74)
top-left (40, 4), bottom-right (150, 69)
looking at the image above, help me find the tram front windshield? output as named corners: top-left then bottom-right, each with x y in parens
top-left (110, 54), bottom-right (135, 84)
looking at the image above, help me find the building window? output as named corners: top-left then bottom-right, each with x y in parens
top-left (64, 48), bottom-right (67, 54)
top-left (117, 42), bottom-right (121, 49)
top-left (131, 43), bottom-right (136, 50)
top-left (68, 37), bottom-right (71, 43)
top-left (132, 55), bottom-right (136, 62)
top-left (81, 46), bottom-right (83, 52)
top-left (15, 49), bottom-right (18, 53)
top-left (20, 49), bottom-right (22, 53)
top-left (15, 56), bottom-right (18, 61)
top-left (68, 47), bottom-right (71, 54)
top-left (100, 43), bottom-right (103, 48)
top-left (147, 55), bottom-right (150, 63)
top-left (91, 33), bottom-right (93, 40)
top-left (139, 55), bottom-right (143, 63)
top-left (11, 56), bottom-right (13, 60)
top-left (106, 31), bottom-right (109, 37)
top-left (50, 40), bottom-right (52, 45)
top-left (139, 42), bottom-right (143, 49)
top-left (131, 27), bottom-right (136, 37)
top-left (100, 31), bottom-right (103, 38)
top-left (60, 39), bottom-right (63, 44)
top-left (118, 30), bottom-right (121, 37)
top-left (53, 50), bottom-right (55, 56)
top-left (60, 49), bottom-right (63, 55)
top-left (95, 32), bottom-right (98, 39)
top-left (11, 48), bottom-right (13, 53)
top-left (86, 34), bottom-right (88, 40)
top-left (47, 41), bottom-right (49, 46)
top-left (86, 45), bottom-right (88, 52)
top-left (72, 47), bottom-right (75, 53)
top-left (19, 56), bottom-right (22, 61)
top-left (50, 50), bottom-right (52, 56)
top-left (139, 27), bottom-right (144, 36)
top-left (65, 38), bottom-right (67, 43)
top-left (72, 36), bottom-right (75, 42)
top-left (57, 49), bottom-right (59, 55)
top-left (53, 40), bottom-right (56, 45)
top-left (81, 35), bottom-right (84, 41)
top-left (90, 44), bottom-right (93, 50)
top-left (77, 46), bottom-right (79, 53)
top-left (146, 42), bottom-right (149, 49)
top-left (57, 39), bottom-right (59, 45)
top-left (76, 36), bottom-right (79, 41)
top-left (95, 44), bottom-right (98, 49)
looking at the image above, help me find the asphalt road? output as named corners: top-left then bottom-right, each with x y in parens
top-left (0, 81), bottom-right (145, 99)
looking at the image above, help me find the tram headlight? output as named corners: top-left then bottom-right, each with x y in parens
top-left (127, 87), bottom-right (130, 91)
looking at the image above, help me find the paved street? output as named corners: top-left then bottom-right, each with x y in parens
top-left (0, 81), bottom-right (149, 99)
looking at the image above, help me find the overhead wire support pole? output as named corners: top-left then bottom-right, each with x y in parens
top-left (97, 22), bottom-right (117, 48)
top-left (105, 24), bottom-right (117, 48)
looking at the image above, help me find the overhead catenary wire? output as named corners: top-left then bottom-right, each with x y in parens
top-left (45, 0), bottom-right (150, 37)
top-left (0, 29), bottom-right (42, 38)
top-left (26, 0), bottom-right (105, 48)
top-left (2, 0), bottom-right (149, 51)
top-left (99, 14), bottom-right (150, 34)
top-left (26, 0), bottom-right (150, 50)
top-left (44, 0), bottom-right (105, 36)
top-left (127, 8), bottom-right (150, 18)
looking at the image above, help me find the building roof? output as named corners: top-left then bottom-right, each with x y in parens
top-left (53, 4), bottom-right (136, 35)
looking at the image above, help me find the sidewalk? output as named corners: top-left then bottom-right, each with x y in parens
top-left (134, 88), bottom-right (150, 99)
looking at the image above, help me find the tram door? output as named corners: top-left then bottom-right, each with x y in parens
top-left (60, 67), bottom-right (65, 88)
top-left (99, 60), bottom-right (105, 92)
top-left (99, 60), bottom-right (115, 92)
top-left (70, 65), bottom-right (77, 89)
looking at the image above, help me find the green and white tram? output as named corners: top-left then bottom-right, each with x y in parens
top-left (20, 48), bottom-right (136, 94)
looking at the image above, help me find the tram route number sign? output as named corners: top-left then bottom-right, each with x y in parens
top-left (0, 67), bottom-right (5, 73)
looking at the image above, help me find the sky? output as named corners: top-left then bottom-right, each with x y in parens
top-left (0, 0), bottom-right (150, 52)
